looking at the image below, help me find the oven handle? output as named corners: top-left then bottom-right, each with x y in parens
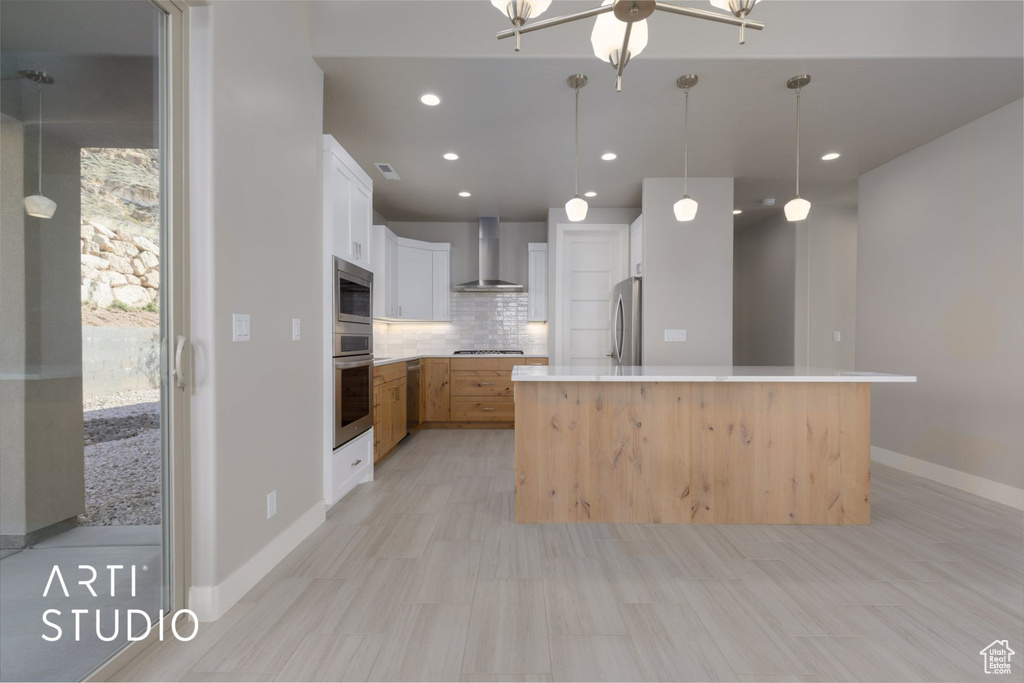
top-left (335, 358), bottom-right (374, 370)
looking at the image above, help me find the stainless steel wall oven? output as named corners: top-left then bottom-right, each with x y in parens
top-left (334, 258), bottom-right (373, 449)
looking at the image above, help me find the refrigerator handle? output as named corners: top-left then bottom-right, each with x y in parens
top-left (613, 294), bottom-right (624, 363)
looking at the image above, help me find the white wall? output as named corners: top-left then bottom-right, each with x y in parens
top-left (189, 0), bottom-right (326, 616)
top-left (733, 214), bottom-right (795, 366)
top-left (857, 99), bottom-right (1024, 493)
top-left (795, 205), bottom-right (858, 369)
top-left (641, 178), bottom-right (734, 365)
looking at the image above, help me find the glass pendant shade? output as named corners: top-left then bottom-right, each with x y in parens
top-left (673, 196), bottom-right (698, 222)
top-left (491, 0), bottom-right (552, 20)
top-left (591, 0), bottom-right (648, 62)
top-left (565, 196), bottom-right (589, 222)
top-left (24, 194), bottom-right (56, 219)
top-left (784, 196), bottom-right (811, 222)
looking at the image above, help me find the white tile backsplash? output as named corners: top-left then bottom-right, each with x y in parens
top-left (374, 292), bottom-right (547, 357)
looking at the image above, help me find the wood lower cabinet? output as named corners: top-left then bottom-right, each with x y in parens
top-left (373, 362), bottom-right (407, 462)
top-left (421, 358), bottom-right (451, 421)
top-left (444, 357), bottom-right (548, 426)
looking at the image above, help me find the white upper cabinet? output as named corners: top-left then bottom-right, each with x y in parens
top-left (396, 243), bottom-right (434, 320)
top-left (629, 214), bottom-right (643, 277)
top-left (528, 242), bottom-right (548, 322)
top-left (432, 249), bottom-right (451, 321)
top-left (323, 135), bottom-right (373, 271)
top-left (372, 225), bottom-right (450, 321)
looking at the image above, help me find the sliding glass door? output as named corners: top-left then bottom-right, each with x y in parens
top-left (0, 1), bottom-right (188, 680)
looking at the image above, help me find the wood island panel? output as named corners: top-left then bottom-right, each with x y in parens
top-left (513, 381), bottom-right (871, 525)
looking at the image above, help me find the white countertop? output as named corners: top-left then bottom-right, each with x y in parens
top-left (374, 353), bottom-right (547, 367)
top-left (511, 365), bottom-right (917, 383)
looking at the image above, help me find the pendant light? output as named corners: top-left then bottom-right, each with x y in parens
top-left (673, 74), bottom-right (699, 222)
top-left (784, 74), bottom-right (811, 222)
top-left (491, 0), bottom-right (552, 51)
top-left (21, 70), bottom-right (57, 220)
top-left (565, 74), bottom-right (589, 222)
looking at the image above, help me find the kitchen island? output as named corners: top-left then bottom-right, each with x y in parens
top-left (511, 366), bottom-right (916, 525)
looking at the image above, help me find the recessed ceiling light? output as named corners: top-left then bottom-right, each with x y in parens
top-left (458, 191), bottom-right (471, 197)
top-left (420, 93), bottom-right (441, 106)
top-left (601, 152), bottom-right (617, 161)
top-left (733, 209), bottom-right (743, 215)
top-left (443, 152), bottom-right (459, 161)
top-left (584, 191), bottom-right (597, 197)
top-left (821, 152), bottom-right (841, 161)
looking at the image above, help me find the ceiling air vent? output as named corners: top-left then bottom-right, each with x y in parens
top-left (374, 163), bottom-right (400, 180)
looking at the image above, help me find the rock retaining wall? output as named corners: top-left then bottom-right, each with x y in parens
top-left (81, 221), bottom-right (160, 308)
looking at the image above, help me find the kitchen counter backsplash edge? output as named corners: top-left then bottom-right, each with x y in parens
top-left (374, 353), bottom-right (548, 367)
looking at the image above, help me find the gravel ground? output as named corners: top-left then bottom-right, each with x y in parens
top-left (81, 389), bottom-right (162, 526)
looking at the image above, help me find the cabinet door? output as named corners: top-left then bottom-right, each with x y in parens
top-left (528, 246), bottom-right (547, 322)
top-left (629, 215), bottom-right (643, 277)
top-left (387, 235), bottom-right (399, 317)
top-left (331, 155), bottom-right (354, 261)
top-left (372, 382), bottom-right (383, 462)
top-left (396, 245), bottom-right (434, 320)
top-left (432, 250), bottom-right (450, 321)
top-left (421, 358), bottom-right (451, 422)
top-left (350, 182), bottom-right (372, 270)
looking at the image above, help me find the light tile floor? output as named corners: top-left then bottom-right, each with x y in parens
top-left (114, 429), bottom-right (1023, 682)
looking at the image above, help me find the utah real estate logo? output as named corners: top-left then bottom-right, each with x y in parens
top-left (980, 640), bottom-right (1015, 675)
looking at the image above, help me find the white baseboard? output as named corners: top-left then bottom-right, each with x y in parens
top-left (188, 500), bottom-right (325, 621)
top-left (871, 446), bottom-right (1024, 510)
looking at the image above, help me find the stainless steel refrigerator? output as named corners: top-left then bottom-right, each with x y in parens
top-left (610, 276), bottom-right (642, 366)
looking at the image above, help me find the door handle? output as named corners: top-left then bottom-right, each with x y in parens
top-left (173, 335), bottom-right (187, 390)
top-left (481, 407), bottom-right (495, 411)
top-left (351, 459), bottom-right (362, 467)
top-left (476, 382), bottom-right (495, 386)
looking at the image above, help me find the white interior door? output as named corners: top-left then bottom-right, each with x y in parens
top-left (555, 225), bottom-right (629, 366)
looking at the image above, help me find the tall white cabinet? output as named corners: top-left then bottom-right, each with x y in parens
top-left (323, 134), bottom-right (373, 271)
top-left (322, 134), bottom-right (374, 508)
top-left (372, 225), bottom-right (450, 321)
top-left (528, 242), bottom-right (548, 322)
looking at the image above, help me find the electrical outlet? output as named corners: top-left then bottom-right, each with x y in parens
top-left (266, 490), bottom-right (277, 519)
top-left (232, 314), bottom-right (251, 342)
top-left (292, 318), bottom-right (301, 341)
top-left (664, 329), bottom-right (687, 342)
top-left (833, 331), bottom-right (841, 342)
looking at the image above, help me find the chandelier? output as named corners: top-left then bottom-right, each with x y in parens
top-left (492, 0), bottom-right (765, 91)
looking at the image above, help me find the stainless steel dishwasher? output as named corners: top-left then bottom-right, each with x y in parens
top-left (406, 360), bottom-right (420, 433)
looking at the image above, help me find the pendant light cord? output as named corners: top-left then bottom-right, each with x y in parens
top-left (794, 87), bottom-right (801, 197)
top-left (36, 82), bottom-right (43, 195)
top-left (573, 84), bottom-right (580, 198)
top-left (683, 87), bottom-right (690, 196)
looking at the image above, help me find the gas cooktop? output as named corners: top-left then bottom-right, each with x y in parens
top-left (453, 350), bottom-right (524, 355)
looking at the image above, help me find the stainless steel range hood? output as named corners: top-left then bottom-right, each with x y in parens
top-left (453, 217), bottom-right (524, 292)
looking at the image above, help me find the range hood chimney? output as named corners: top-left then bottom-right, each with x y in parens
top-left (453, 217), bottom-right (524, 292)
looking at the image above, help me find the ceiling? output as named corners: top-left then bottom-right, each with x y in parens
top-left (317, 1), bottom-right (1024, 225)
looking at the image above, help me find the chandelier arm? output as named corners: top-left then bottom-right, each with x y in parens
top-left (653, 2), bottom-right (764, 30)
top-left (496, 3), bottom-right (615, 40)
top-left (615, 21), bottom-right (633, 92)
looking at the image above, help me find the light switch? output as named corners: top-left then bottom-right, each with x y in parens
top-left (833, 331), bottom-right (841, 342)
top-left (664, 329), bottom-right (687, 342)
top-left (232, 314), bottom-right (251, 342)
top-left (292, 318), bottom-right (301, 341)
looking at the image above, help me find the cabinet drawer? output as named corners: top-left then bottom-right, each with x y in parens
top-left (451, 398), bottom-right (515, 422)
top-left (373, 361), bottom-right (405, 385)
top-left (451, 370), bottom-right (513, 397)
